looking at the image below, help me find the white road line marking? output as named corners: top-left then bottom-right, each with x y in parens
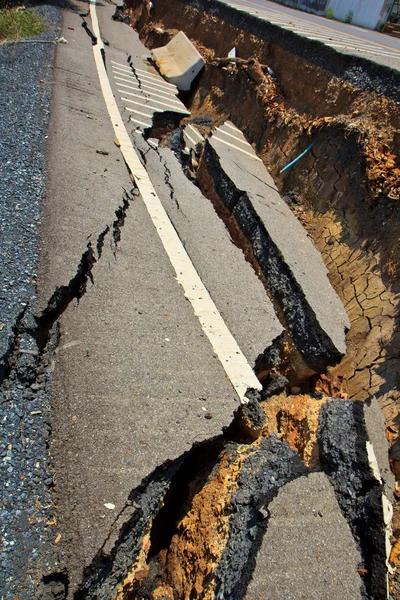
top-left (184, 130), bottom-right (197, 146)
top-left (117, 88), bottom-right (186, 108)
top-left (129, 116), bottom-right (152, 127)
top-left (90, 0), bottom-right (261, 401)
top-left (131, 70), bottom-right (177, 90)
top-left (121, 94), bottom-right (189, 114)
top-left (186, 124), bottom-right (204, 142)
top-left (224, 122), bottom-right (242, 133)
top-left (217, 127), bottom-right (252, 147)
top-left (133, 67), bottom-right (178, 88)
top-left (113, 73), bottom-right (179, 97)
top-left (122, 97), bottom-right (171, 112)
top-left (112, 65), bottom-right (178, 93)
top-left (111, 59), bottom-right (133, 70)
top-left (125, 106), bottom-right (153, 118)
top-left (212, 135), bottom-right (262, 161)
top-left (115, 76), bottom-right (180, 99)
top-left (111, 60), bottom-right (178, 89)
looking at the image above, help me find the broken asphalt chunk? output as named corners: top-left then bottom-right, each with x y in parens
top-left (151, 31), bottom-right (205, 91)
top-left (200, 121), bottom-right (350, 372)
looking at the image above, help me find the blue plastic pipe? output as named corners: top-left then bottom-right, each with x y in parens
top-left (280, 143), bottom-right (313, 173)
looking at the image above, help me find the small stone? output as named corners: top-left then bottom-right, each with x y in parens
top-left (291, 386), bottom-right (301, 394)
top-left (205, 412), bottom-right (213, 419)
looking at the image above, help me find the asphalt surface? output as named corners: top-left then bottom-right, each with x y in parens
top-left (245, 472), bottom-right (363, 599)
top-left (0, 2), bottom-right (65, 598)
top-left (218, 0), bottom-right (400, 70)
top-left (40, 1), bottom-right (252, 590)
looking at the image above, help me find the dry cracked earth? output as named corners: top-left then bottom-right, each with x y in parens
top-left (1, 0), bottom-right (400, 599)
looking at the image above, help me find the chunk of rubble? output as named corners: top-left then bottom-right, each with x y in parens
top-left (319, 397), bottom-right (393, 599)
top-left (151, 31), bottom-right (205, 91)
top-left (245, 472), bottom-right (363, 600)
top-left (199, 121), bottom-right (350, 372)
top-left (182, 123), bottom-right (204, 154)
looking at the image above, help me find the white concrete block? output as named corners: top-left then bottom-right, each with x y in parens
top-left (151, 31), bottom-right (205, 91)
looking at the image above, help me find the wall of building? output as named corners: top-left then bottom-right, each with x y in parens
top-left (272, 0), bottom-right (393, 29)
top-left (326, 0), bottom-right (393, 29)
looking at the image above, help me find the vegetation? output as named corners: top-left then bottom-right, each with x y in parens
top-left (0, 6), bottom-right (45, 42)
top-left (343, 9), bottom-right (354, 23)
top-left (324, 7), bottom-right (335, 19)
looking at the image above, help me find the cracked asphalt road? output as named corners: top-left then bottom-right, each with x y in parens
top-left (0, 0), bottom-right (396, 598)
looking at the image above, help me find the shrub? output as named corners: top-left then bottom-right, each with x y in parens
top-left (324, 7), bottom-right (335, 19)
top-left (344, 9), bottom-right (354, 23)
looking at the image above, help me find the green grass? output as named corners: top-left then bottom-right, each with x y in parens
top-left (0, 7), bottom-right (46, 43)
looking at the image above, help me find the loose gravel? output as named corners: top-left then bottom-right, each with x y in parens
top-left (0, 2), bottom-right (66, 598)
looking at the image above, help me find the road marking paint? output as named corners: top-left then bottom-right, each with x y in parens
top-left (115, 76), bottom-right (180, 98)
top-left (131, 69), bottom-right (177, 90)
top-left (111, 59), bottom-right (133, 70)
top-left (133, 67), bottom-right (178, 88)
top-left (113, 71), bottom-right (180, 96)
top-left (112, 66), bottom-right (178, 93)
top-left (217, 127), bottom-right (252, 147)
top-left (186, 124), bottom-right (204, 142)
top-left (183, 130), bottom-right (197, 146)
top-left (117, 87), bottom-right (185, 108)
top-left (90, 0), bottom-right (261, 401)
top-left (121, 94), bottom-right (189, 114)
top-left (123, 98), bottom-right (173, 112)
top-left (129, 116), bottom-right (152, 128)
top-left (212, 135), bottom-right (262, 161)
top-left (224, 122), bottom-right (242, 132)
top-left (112, 60), bottom-right (178, 89)
top-left (125, 106), bottom-right (154, 118)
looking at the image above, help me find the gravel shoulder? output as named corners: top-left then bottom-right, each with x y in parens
top-left (0, 3), bottom-right (66, 598)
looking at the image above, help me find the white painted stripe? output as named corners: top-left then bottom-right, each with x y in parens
top-left (115, 76), bottom-right (180, 99)
top-left (113, 73), bottom-right (179, 97)
top-left (132, 70), bottom-right (177, 90)
top-left (129, 116), bottom-right (152, 128)
top-left (125, 106), bottom-right (153, 119)
top-left (133, 67), bottom-right (178, 88)
top-left (117, 88), bottom-right (186, 108)
top-left (112, 61), bottom-right (178, 89)
top-left (90, 0), bottom-right (261, 402)
top-left (121, 95), bottom-right (189, 114)
top-left (212, 135), bottom-right (262, 161)
top-left (217, 127), bottom-right (251, 147)
top-left (187, 124), bottom-right (204, 142)
top-left (111, 60), bottom-right (132, 71)
top-left (224, 122), bottom-right (242, 133)
top-left (123, 97), bottom-right (169, 112)
top-left (113, 66), bottom-right (178, 94)
top-left (184, 131), bottom-right (197, 147)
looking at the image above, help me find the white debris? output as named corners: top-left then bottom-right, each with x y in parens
top-left (104, 503), bottom-right (115, 510)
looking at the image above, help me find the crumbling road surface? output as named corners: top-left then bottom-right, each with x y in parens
top-left (0, 0), bottom-right (398, 599)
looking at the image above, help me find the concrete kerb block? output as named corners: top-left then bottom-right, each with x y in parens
top-left (151, 31), bottom-right (205, 91)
